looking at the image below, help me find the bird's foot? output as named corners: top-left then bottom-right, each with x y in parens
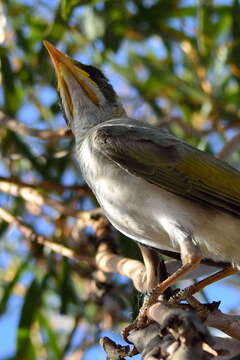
top-left (169, 285), bottom-right (213, 321)
top-left (122, 273), bottom-right (179, 342)
top-left (169, 265), bottom-right (238, 304)
top-left (169, 289), bottom-right (221, 324)
top-left (122, 315), bottom-right (153, 344)
top-left (122, 293), bottom-right (154, 343)
top-left (168, 285), bottom-right (193, 304)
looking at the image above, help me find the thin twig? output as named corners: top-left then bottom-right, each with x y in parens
top-left (64, 338), bottom-right (96, 360)
top-left (181, 40), bottom-right (212, 96)
top-left (0, 178), bottom-right (74, 215)
top-left (0, 110), bottom-right (72, 140)
top-left (61, 314), bottom-right (83, 359)
top-left (155, 116), bottom-right (212, 137)
top-left (0, 177), bottom-right (94, 217)
top-left (0, 175), bottom-right (91, 196)
top-left (0, 207), bottom-right (94, 264)
top-left (217, 132), bottom-right (240, 160)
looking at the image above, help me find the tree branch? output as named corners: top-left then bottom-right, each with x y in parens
top-left (0, 176), bottom-right (92, 217)
top-left (0, 110), bottom-right (72, 140)
top-left (96, 242), bottom-right (147, 293)
top-left (206, 308), bottom-right (240, 341)
top-left (0, 175), bottom-right (90, 196)
top-left (0, 207), bottom-right (94, 264)
top-left (95, 242), bottom-right (222, 294)
top-left (127, 302), bottom-right (240, 360)
top-left (217, 132), bottom-right (240, 160)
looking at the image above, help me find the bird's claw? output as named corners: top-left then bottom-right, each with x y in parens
top-left (122, 296), bottom-right (154, 344)
top-left (122, 313), bottom-right (153, 344)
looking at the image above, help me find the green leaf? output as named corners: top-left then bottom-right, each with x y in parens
top-left (0, 260), bottom-right (28, 316)
top-left (37, 312), bottom-right (62, 359)
top-left (0, 49), bottom-right (23, 115)
top-left (15, 278), bottom-right (41, 359)
top-left (58, 258), bottom-right (79, 314)
top-left (82, 7), bottom-right (105, 40)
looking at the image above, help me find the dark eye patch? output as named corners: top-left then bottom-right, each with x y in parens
top-left (73, 61), bottom-right (117, 103)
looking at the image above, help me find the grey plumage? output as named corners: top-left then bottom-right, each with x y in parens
top-left (44, 40), bottom-right (240, 288)
top-left (78, 117), bottom-right (240, 266)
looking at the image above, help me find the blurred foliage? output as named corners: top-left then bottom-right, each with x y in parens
top-left (0, 0), bottom-right (240, 359)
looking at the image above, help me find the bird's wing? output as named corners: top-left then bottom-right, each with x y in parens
top-left (92, 120), bottom-right (240, 217)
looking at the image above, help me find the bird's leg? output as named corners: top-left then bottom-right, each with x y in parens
top-left (136, 234), bottom-right (202, 326)
top-left (122, 235), bottom-right (202, 340)
top-left (170, 265), bottom-right (238, 303)
top-left (123, 245), bottom-right (159, 336)
top-left (138, 244), bottom-right (159, 292)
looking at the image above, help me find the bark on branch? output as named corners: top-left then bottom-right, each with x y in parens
top-left (96, 238), bottom-right (240, 359)
top-left (95, 242), bottom-right (223, 294)
top-left (128, 302), bottom-right (240, 360)
top-left (101, 302), bottom-right (240, 359)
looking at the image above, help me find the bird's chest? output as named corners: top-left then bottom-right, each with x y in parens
top-left (79, 139), bottom-right (142, 217)
top-left (77, 139), bottom-right (174, 247)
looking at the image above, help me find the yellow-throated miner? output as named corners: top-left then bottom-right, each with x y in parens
top-left (44, 40), bottom-right (240, 308)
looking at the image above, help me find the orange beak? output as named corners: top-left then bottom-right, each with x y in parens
top-left (43, 40), bottom-right (99, 109)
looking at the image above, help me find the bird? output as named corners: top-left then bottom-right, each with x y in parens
top-left (44, 40), bottom-right (240, 307)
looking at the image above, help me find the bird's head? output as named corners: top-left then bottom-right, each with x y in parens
top-left (43, 41), bottom-right (126, 138)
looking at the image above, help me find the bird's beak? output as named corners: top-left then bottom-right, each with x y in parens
top-left (43, 40), bottom-right (99, 116)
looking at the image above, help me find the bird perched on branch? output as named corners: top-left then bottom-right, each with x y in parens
top-left (44, 40), bottom-right (240, 306)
